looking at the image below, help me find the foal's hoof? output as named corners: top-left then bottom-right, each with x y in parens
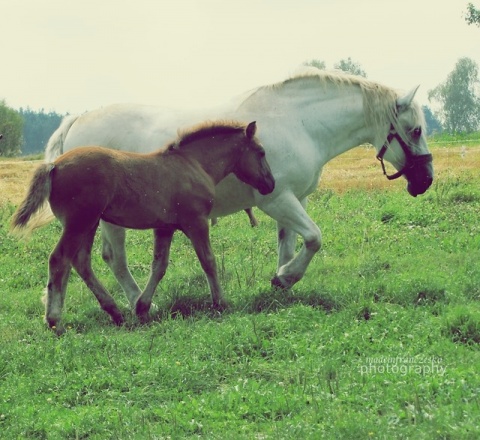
top-left (211, 300), bottom-right (229, 313)
top-left (135, 302), bottom-right (151, 324)
top-left (111, 312), bottom-right (125, 327)
top-left (51, 325), bottom-right (66, 336)
top-left (136, 312), bottom-right (150, 325)
top-left (45, 317), bottom-right (66, 336)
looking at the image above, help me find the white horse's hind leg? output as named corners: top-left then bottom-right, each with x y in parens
top-left (261, 194), bottom-right (322, 289)
top-left (100, 221), bottom-right (142, 308)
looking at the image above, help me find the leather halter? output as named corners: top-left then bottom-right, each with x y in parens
top-left (376, 125), bottom-right (433, 180)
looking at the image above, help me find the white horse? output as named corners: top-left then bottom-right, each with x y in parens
top-left (44, 70), bottom-right (433, 309)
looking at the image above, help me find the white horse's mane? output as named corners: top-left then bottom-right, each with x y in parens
top-left (245, 68), bottom-right (425, 143)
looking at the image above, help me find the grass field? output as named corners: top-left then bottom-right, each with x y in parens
top-left (1, 143), bottom-right (479, 439)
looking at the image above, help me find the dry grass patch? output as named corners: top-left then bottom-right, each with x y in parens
top-left (322, 144), bottom-right (480, 193)
top-left (1, 145), bottom-right (479, 206)
top-left (0, 159), bottom-right (43, 206)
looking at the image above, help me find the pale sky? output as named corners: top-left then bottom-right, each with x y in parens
top-left (1, 0), bottom-right (479, 114)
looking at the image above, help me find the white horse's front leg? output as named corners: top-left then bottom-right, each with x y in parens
top-left (261, 193), bottom-right (321, 289)
top-left (100, 221), bottom-right (142, 308)
top-left (276, 198), bottom-right (308, 270)
top-left (277, 224), bottom-right (297, 269)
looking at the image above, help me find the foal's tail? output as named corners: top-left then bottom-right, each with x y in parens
top-left (10, 163), bottom-right (55, 239)
top-left (45, 114), bottom-right (79, 161)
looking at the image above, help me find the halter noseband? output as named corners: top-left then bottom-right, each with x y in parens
top-left (376, 125), bottom-right (433, 180)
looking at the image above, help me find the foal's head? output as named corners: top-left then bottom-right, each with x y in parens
top-left (234, 122), bottom-right (275, 195)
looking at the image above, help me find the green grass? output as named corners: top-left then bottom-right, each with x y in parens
top-left (0, 153), bottom-right (44, 161)
top-left (428, 130), bottom-right (480, 147)
top-left (1, 175), bottom-right (479, 439)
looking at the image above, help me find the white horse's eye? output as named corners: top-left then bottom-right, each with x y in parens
top-left (412, 127), bottom-right (422, 139)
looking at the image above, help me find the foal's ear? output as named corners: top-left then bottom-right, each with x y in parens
top-left (246, 121), bottom-right (257, 139)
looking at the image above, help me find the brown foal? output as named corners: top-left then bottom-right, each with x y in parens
top-left (11, 120), bottom-right (275, 334)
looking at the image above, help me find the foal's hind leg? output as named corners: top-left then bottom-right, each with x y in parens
top-left (46, 228), bottom-right (88, 334)
top-left (72, 226), bottom-right (124, 326)
top-left (46, 240), bottom-right (73, 334)
top-left (101, 221), bottom-right (142, 308)
top-left (136, 227), bottom-right (175, 323)
top-left (182, 218), bottom-right (226, 309)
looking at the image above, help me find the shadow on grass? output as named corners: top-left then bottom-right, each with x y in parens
top-left (442, 305), bottom-right (480, 345)
top-left (59, 281), bottom-right (452, 333)
top-left (245, 288), bottom-right (339, 314)
top-left (54, 288), bottom-right (335, 333)
top-left (141, 287), bottom-right (340, 324)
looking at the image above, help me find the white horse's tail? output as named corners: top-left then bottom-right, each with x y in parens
top-left (44, 114), bottom-right (79, 162)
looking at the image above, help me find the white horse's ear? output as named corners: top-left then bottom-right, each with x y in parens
top-left (396, 85), bottom-right (420, 113)
top-left (246, 121), bottom-right (257, 139)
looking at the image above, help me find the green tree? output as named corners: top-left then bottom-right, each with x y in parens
top-left (303, 59), bottom-right (326, 70)
top-left (303, 58), bottom-right (367, 77)
top-left (428, 57), bottom-right (480, 133)
top-left (422, 105), bottom-right (443, 135)
top-left (465, 3), bottom-right (480, 26)
top-left (334, 57), bottom-right (367, 77)
top-left (0, 100), bottom-right (23, 156)
top-left (19, 108), bottom-right (64, 155)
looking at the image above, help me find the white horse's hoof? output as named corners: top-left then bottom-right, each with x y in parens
top-left (271, 275), bottom-right (288, 289)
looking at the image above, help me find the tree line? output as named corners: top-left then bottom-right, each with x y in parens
top-left (18, 108), bottom-right (64, 155)
top-left (1, 56), bottom-right (479, 156)
top-left (0, 106), bottom-right (64, 157)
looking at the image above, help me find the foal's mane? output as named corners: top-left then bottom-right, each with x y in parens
top-left (245, 68), bottom-right (425, 142)
top-left (168, 120), bottom-right (246, 151)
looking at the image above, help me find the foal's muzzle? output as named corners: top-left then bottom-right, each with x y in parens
top-left (257, 173), bottom-right (275, 195)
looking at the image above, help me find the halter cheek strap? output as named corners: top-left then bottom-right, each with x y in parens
top-left (376, 126), bottom-right (433, 181)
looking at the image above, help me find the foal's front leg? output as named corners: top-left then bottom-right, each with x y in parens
top-left (136, 228), bottom-right (175, 323)
top-left (182, 218), bottom-right (226, 309)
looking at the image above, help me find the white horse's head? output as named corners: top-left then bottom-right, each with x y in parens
top-left (376, 86), bottom-right (433, 197)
